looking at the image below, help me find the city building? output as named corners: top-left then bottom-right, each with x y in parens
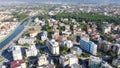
top-left (65, 25), bottom-right (70, 31)
top-left (0, 65), bottom-right (6, 68)
top-left (80, 39), bottom-right (97, 55)
top-left (59, 54), bottom-right (78, 68)
top-left (25, 45), bottom-right (38, 57)
top-left (116, 38), bottom-right (120, 44)
top-left (61, 39), bottom-right (73, 48)
top-left (100, 61), bottom-right (112, 68)
top-left (61, 38), bottom-right (67, 45)
top-left (37, 54), bottom-right (48, 66)
top-left (112, 44), bottom-right (120, 55)
top-left (102, 24), bottom-right (111, 33)
top-left (12, 46), bottom-right (23, 61)
top-left (98, 40), bottom-right (111, 53)
top-left (37, 64), bottom-right (55, 68)
top-left (89, 56), bottom-right (102, 68)
top-left (30, 30), bottom-right (38, 38)
top-left (71, 46), bottom-right (82, 55)
top-left (34, 17), bottom-right (41, 23)
top-left (18, 38), bottom-right (35, 45)
top-left (73, 28), bottom-right (82, 35)
top-left (87, 27), bottom-right (93, 34)
top-left (34, 17), bottom-right (45, 26)
top-left (71, 63), bottom-right (82, 68)
top-left (47, 39), bottom-right (59, 55)
top-left (66, 40), bottom-right (73, 48)
top-left (52, 29), bottom-right (59, 39)
top-left (80, 34), bottom-right (90, 41)
top-left (10, 59), bottom-right (26, 68)
top-left (41, 31), bottom-right (48, 41)
top-left (62, 30), bottom-right (72, 36)
top-left (112, 56), bottom-right (120, 67)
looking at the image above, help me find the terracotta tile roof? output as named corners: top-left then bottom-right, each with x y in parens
top-left (11, 59), bottom-right (25, 68)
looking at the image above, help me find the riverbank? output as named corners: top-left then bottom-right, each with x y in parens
top-left (0, 17), bottom-right (29, 43)
top-left (0, 17), bottom-right (30, 50)
top-left (0, 23), bottom-right (20, 43)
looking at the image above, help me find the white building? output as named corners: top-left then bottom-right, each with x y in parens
top-left (0, 65), bottom-right (6, 68)
top-left (61, 39), bottom-right (73, 48)
top-left (66, 40), bottom-right (73, 48)
top-left (71, 46), bottom-right (82, 55)
top-left (59, 54), bottom-right (78, 68)
top-left (98, 40), bottom-right (112, 53)
top-left (11, 59), bottom-right (26, 68)
top-left (18, 38), bottom-right (35, 45)
top-left (80, 34), bottom-right (90, 41)
top-left (25, 45), bottom-right (38, 57)
top-left (89, 56), bottom-right (102, 68)
top-left (12, 46), bottom-right (23, 61)
top-left (62, 30), bottom-right (71, 36)
top-left (37, 54), bottom-right (48, 66)
top-left (48, 39), bottom-right (59, 55)
top-left (102, 24), bottom-right (111, 33)
top-left (100, 61), bottom-right (112, 68)
top-left (112, 44), bottom-right (120, 55)
top-left (71, 63), bottom-right (81, 68)
top-left (34, 17), bottom-right (40, 23)
top-left (116, 38), bottom-right (120, 44)
top-left (41, 31), bottom-right (47, 41)
top-left (37, 64), bottom-right (55, 68)
top-left (112, 57), bottom-right (120, 67)
top-left (30, 30), bottom-right (38, 38)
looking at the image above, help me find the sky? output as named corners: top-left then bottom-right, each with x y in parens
top-left (0, 0), bottom-right (119, 4)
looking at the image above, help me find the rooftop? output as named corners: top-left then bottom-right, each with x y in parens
top-left (49, 39), bottom-right (58, 47)
top-left (11, 59), bottom-right (25, 68)
top-left (89, 56), bottom-right (102, 62)
top-left (12, 46), bottom-right (21, 53)
top-left (71, 63), bottom-right (81, 68)
top-left (61, 54), bottom-right (77, 60)
top-left (80, 38), bottom-right (97, 46)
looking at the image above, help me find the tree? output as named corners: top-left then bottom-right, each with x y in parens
top-left (55, 13), bottom-right (120, 25)
top-left (108, 51), bottom-right (116, 58)
top-left (26, 61), bottom-right (29, 68)
top-left (80, 53), bottom-right (90, 57)
top-left (34, 39), bottom-right (40, 45)
top-left (46, 26), bottom-right (53, 33)
top-left (39, 40), bottom-right (46, 45)
top-left (23, 43), bottom-right (29, 46)
top-left (57, 26), bottom-right (64, 31)
top-left (78, 23), bottom-right (87, 29)
top-left (39, 49), bottom-right (44, 54)
top-left (1, 26), bottom-right (5, 29)
top-left (60, 46), bottom-right (69, 55)
top-left (96, 52), bottom-right (105, 57)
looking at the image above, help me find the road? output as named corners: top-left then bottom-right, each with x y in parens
top-left (0, 19), bottom-right (32, 65)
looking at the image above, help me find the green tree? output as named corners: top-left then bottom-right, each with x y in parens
top-left (55, 13), bottom-right (120, 25)
top-left (60, 46), bottom-right (69, 55)
top-left (80, 53), bottom-right (90, 57)
top-left (108, 51), bottom-right (116, 58)
top-left (23, 43), bottom-right (29, 46)
top-left (39, 49), bottom-right (44, 54)
top-left (34, 39), bottom-right (40, 45)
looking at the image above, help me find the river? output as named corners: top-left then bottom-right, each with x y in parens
top-left (0, 19), bottom-right (29, 49)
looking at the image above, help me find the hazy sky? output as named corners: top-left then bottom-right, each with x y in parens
top-left (0, 0), bottom-right (119, 4)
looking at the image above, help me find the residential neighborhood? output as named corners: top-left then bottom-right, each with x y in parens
top-left (0, 1), bottom-right (120, 68)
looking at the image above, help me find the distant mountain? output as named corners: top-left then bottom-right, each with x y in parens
top-left (0, 0), bottom-right (119, 4)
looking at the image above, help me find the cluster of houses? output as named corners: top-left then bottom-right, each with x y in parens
top-left (0, 22), bottom-right (18, 40)
top-left (1, 16), bottom-right (120, 68)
